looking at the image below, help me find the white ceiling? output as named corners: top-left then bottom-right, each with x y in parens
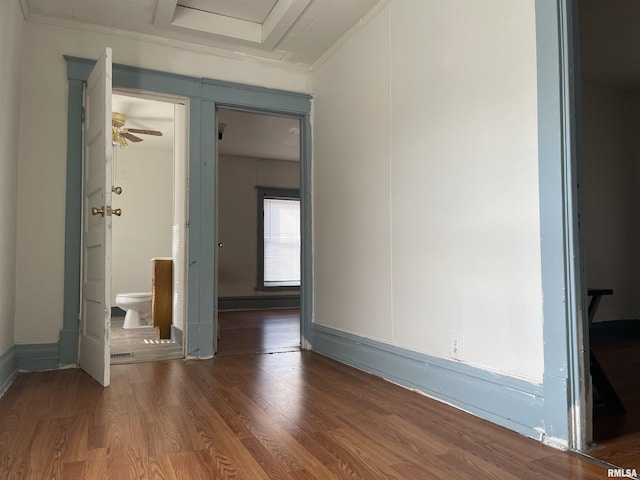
top-left (113, 94), bottom-right (300, 161)
top-left (217, 109), bottom-right (300, 161)
top-left (20, 0), bottom-right (383, 67)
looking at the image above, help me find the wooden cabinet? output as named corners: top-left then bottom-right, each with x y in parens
top-left (152, 258), bottom-right (173, 339)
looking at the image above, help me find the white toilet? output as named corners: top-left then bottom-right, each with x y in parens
top-left (115, 292), bottom-right (153, 329)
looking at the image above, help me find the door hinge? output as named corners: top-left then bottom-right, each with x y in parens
top-left (81, 107), bottom-right (86, 123)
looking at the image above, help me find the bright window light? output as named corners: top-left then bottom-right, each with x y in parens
top-left (263, 198), bottom-right (300, 287)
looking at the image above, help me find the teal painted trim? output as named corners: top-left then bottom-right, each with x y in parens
top-left (311, 325), bottom-right (544, 439)
top-left (299, 114), bottom-right (313, 347)
top-left (187, 321), bottom-right (214, 359)
top-left (59, 329), bottom-right (78, 366)
top-left (64, 55), bottom-right (95, 80)
top-left (64, 55), bottom-right (202, 98)
top-left (15, 344), bottom-right (59, 372)
top-left (535, 0), bottom-right (584, 447)
top-left (198, 100), bottom-right (216, 357)
top-left (0, 347), bottom-right (18, 396)
top-left (60, 77), bottom-right (84, 366)
top-left (202, 79), bottom-right (311, 114)
top-left (187, 98), bottom-right (203, 358)
top-left (218, 295), bottom-right (300, 311)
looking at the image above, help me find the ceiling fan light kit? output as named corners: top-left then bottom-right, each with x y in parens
top-left (112, 111), bottom-right (163, 148)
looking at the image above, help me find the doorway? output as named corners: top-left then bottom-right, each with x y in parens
top-left (109, 91), bottom-right (188, 364)
top-left (65, 54), bottom-right (312, 379)
top-left (215, 108), bottom-right (302, 355)
top-left (575, 0), bottom-right (640, 467)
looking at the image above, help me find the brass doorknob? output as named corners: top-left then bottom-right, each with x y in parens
top-left (111, 208), bottom-right (122, 216)
top-left (91, 207), bottom-right (105, 217)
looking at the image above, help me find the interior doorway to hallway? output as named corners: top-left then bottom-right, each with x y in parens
top-left (573, 0), bottom-right (640, 469)
top-left (215, 108), bottom-right (303, 355)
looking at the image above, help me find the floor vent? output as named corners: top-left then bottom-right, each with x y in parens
top-left (111, 352), bottom-right (134, 358)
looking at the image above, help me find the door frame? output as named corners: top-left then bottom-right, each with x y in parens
top-left (62, 56), bottom-right (313, 364)
top-left (535, 0), bottom-right (590, 450)
top-left (215, 107), bottom-right (306, 354)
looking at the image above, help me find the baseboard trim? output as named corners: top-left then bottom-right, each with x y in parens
top-left (15, 343), bottom-right (59, 372)
top-left (0, 347), bottom-right (18, 396)
top-left (310, 324), bottom-right (544, 440)
top-left (590, 319), bottom-right (640, 342)
top-left (218, 295), bottom-right (300, 311)
top-left (172, 325), bottom-right (183, 345)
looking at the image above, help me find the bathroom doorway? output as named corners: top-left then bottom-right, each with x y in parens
top-left (215, 108), bottom-right (302, 354)
top-left (109, 91), bottom-right (189, 364)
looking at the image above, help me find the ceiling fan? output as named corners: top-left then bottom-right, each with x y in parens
top-left (112, 111), bottom-right (163, 147)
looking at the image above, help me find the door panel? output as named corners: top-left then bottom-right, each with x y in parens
top-left (79, 48), bottom-right (113, 387)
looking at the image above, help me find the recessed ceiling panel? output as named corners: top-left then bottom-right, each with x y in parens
top-left (177, 0), bottom-right (278, 24)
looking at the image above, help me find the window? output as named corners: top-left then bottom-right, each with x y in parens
top-left (257, 187), bottom-right (300, 290)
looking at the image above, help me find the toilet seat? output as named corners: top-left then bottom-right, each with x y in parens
top-left (116, 292), bottom-right (152, 299)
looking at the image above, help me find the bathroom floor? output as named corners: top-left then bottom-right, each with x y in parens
top-left (110, 316), bottom-right (183, 364)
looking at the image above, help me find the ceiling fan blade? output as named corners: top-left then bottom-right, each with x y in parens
top-left (121, 132), bottom-right (144, 143)
top-left (127, 128), bottom-right (163, 137)
top-left (112, 112), bottom-right (126, 128)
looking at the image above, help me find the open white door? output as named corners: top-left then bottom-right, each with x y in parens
top-left (79, 48), bottom-right (113, 387)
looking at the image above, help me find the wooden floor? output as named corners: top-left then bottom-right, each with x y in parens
top-left (0, 309), bottom-right (611, 479)
top-left (217, 308), bottom-right (300, 356)
top-left (589, 337), bottom-right (640, 470)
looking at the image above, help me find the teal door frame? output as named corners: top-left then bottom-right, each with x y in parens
top-left (535, 0), bottom-right (589, 449)
top-left (62, 56), bottom-right (312, 364)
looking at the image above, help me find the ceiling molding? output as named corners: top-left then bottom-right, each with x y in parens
top-left (262, 0), bottom-right (312, 49)
top-left (153, 0), bottom-right (178, 27)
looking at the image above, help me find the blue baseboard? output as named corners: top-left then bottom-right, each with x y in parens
top-left (0, 347), bottom-right (18, 396)
top-left (15, 343), bottom-right (59, 372)
top-left (218, 295), bottom-right (300, 311)
top-left (310, 324), bottom-right (544, 440)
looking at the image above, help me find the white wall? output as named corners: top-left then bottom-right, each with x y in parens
top-left (111, 145), bottom-right (173, 302)
top-left (218, 155), bottom-right (300, 297)
top-left (0, 0), bottom-right (23, 355)
top-left (14, 21), bottom-right (310, 344)
top-left (312, 0), bottom-right (543, 381)
top-left (582, 82), bottom-right (640, 321)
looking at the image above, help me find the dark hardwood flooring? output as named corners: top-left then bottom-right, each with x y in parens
top-left (0, 309), bottom-right (611, 479)
top-left (217, 309), bottom-right (300, 356)
top-left (589, 337), bottom-right (640, 470)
